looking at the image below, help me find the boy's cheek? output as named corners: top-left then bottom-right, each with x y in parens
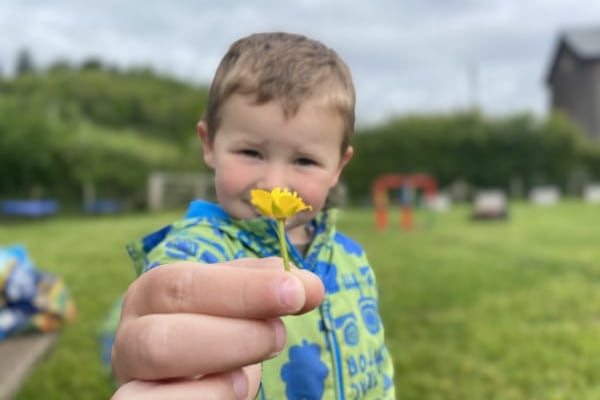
top-left (216, 168), bottom-right (246, 189)
top-left (300, 197), bottom-right (327, 220)
top-left (301, 184), bottom-right (330, 209)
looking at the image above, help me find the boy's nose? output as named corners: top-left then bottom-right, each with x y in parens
top-left (258, 165), bottom-right (289, 191)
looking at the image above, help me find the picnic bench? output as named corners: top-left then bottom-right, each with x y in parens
top-left (0, 333), bottom-right (58, 400)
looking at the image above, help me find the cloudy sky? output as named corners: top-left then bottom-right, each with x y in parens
top-left (2, 0), bottom-right (600, 125)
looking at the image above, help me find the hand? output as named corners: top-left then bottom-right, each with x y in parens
top-left (110, 257), bottom-right (325, 400)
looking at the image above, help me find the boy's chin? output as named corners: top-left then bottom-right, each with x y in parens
top-left (285, 213), bottom-right (314, 229)
top-left (222, 208), bottom-right (256, 220)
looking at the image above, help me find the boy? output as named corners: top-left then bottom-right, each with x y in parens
top-left (106, 32), bottom-right (395, 399)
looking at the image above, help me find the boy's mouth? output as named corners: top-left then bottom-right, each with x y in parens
top-left (242, 198), bottom-right (261, 217)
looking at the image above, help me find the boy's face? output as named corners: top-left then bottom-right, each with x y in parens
top-left (198, 94), bottom-right (353, 243)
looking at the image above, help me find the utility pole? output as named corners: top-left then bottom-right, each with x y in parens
top-left (468, 62), bottom-right (479, 111)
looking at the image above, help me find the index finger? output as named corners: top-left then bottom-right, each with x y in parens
top-left (121, 258), bottom-right (324, 321)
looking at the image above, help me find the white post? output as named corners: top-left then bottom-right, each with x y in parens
top-left (147, 172), bottom-right (165, 212)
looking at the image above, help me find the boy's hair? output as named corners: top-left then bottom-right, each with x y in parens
top-left (204, 32), bottom-right (355, 154)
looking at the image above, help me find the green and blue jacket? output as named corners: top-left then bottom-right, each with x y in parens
top-left (102, 200), bottom-right (395, 399)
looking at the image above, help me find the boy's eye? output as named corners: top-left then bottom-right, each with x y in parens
top-left (240, 149), bottom-right (261, 158)
top-left (295, 157), bottom-right (316, 166)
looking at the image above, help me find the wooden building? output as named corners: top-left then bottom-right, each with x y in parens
top-left (546, 26), bottom-right (600, 141)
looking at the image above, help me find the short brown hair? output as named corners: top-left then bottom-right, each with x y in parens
top-left (203, 32), bottom-right (355, 153)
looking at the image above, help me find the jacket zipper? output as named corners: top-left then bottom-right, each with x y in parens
top-left (321, 300), bottom-right (346, 400)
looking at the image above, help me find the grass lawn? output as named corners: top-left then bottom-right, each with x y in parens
top-left (1, 201), bottom-right (599, 399)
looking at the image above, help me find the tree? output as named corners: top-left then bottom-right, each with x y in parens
top-left (80, 58), bottom-right (104, 71)
top-left (15, 48), bottom-right (35, 75)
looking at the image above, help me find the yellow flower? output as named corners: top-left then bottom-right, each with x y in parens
top-left (251, 188), bottom-right (312, 220)
top-left (250, 188), bottom-right (312, 271)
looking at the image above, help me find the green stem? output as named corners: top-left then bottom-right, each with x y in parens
top-left (277, 218), bottom-right (290, 271)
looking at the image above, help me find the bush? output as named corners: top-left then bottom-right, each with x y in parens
top-left (344, 112), bottom-right (585, 202)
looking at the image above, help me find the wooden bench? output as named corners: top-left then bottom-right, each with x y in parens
top-left (0, 333), bottom-right (59, 400)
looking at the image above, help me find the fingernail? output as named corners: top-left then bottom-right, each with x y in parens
top-left (231, 369), bottom-right (248, 400)
top-left (269, 318), bottom-right (286, 358)
top-left (278, 276), bottom-right (302, 311)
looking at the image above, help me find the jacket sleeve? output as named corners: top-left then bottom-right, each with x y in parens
top-left (127, 225), bottom-right (234, 276)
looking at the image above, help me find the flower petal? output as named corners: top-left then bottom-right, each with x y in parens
top-left (278, 196), bottom-right (300, 215)
top-left (251, 189), bottom-right (275, 218)
top-left (271, 201), bottom-right (286, 219)
top-left (251, 187), bottom-right (313, 219)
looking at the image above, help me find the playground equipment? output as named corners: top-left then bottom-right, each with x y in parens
top-left (0, 199), bottom-right (58, 218)
top-left (372, 174), bottom-right (437, 231)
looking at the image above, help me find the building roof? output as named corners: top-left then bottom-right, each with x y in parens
top-left (546, 25), bottom-right (600, 84)
top-left (561, 25), bottom-right (600, 59)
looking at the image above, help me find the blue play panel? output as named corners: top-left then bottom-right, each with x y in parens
top-left (0, 200), bottom-right (59, 217)
top-left (83, 199), bottom-right (122, 214)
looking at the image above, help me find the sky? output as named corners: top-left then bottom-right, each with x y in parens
top-left (2, 0), bottom-right (600, 126)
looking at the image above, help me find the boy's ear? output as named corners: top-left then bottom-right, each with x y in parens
top-left (197, 121), bottom-right (215, 169)
top-left (332, 145), bottom-right (354, 187)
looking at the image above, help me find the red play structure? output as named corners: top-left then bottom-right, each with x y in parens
top-left (372, 174), bottom-right (437, 231)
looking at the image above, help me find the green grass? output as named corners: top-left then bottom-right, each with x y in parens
top-left (1, 201), bottom-right (600, 399)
